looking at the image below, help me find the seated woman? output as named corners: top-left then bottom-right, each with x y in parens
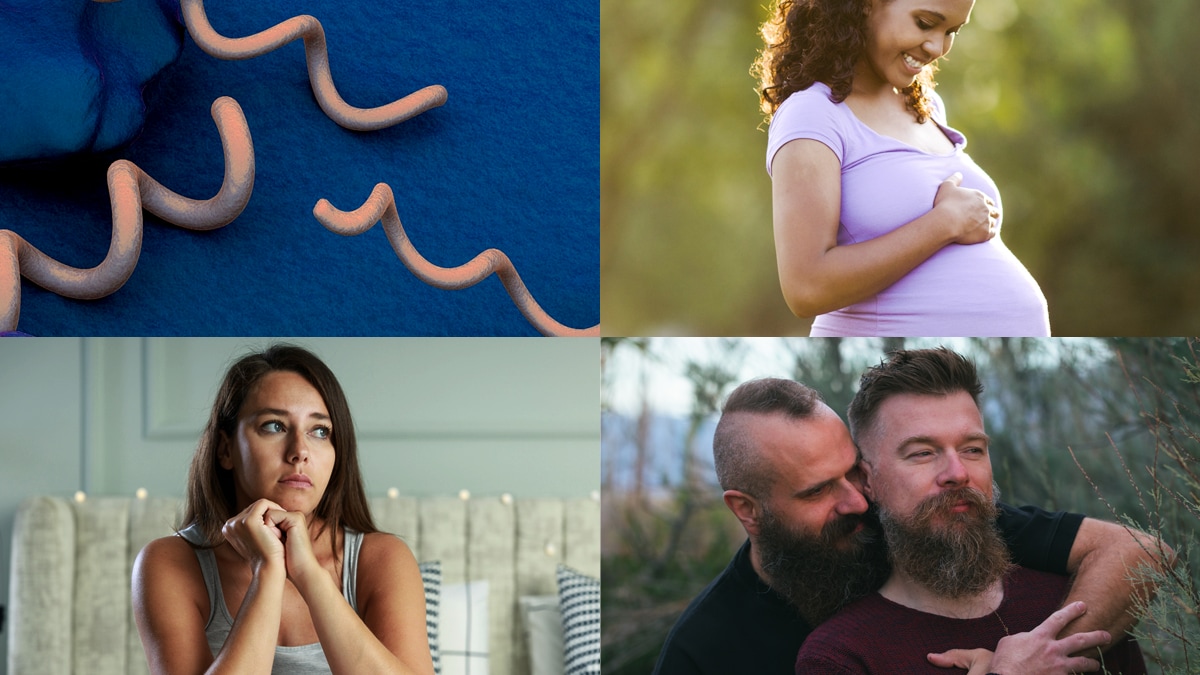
top-left (755, 0), bottom-right (1050, 336)
top-left (133, 344), bottom-right (433, 674)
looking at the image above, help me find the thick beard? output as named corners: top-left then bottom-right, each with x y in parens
top-left (756, 505), bottom-right (890, 625)
top-left (879, 486), bottom-right (1013, 599)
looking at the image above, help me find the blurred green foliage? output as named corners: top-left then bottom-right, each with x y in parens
top-left (601, 0), bottom-right (1200, 335)
top-left (600, 338), bottom-right (1200, 674)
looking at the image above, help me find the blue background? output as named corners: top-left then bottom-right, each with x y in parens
top-left (0, 0), bottom-right (598, 335)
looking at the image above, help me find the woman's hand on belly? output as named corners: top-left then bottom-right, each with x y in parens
top-left (773, 141), bottom-right (1000, 317)
top-left (932, 172), bottom-right (1000, 245)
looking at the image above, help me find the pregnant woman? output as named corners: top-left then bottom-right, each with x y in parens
top-left (755, 0), bottom-right (1049, 336)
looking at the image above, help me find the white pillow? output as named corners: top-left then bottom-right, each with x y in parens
top-left (519, 595), bottom-right (564, 675)
top-left (556, 565), bottom-right (600, 675)
top-left (440, 579), bottom-right (490, 675)
top-left (419, 561), bottom-right (442, 674)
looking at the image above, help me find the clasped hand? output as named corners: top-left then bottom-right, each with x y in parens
top-left (222, 499), bottom-right (320, 585)
top-left (926, 602), bottom-right (1111, 675)
top-left (934, 172), bottom-right (1001, 245)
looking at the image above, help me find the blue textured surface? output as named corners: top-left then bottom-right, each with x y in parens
top-left (0, 0), bottom-right (183, 162)
top-left (0, 0), bottom-right (598, 335)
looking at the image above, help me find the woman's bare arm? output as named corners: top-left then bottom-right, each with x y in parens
top-left (278, 515), bottom-right (434, 675)
top-left (132, 535), bottom-right (286, 675)
top-left (771, 139), bottom-right (995, 317)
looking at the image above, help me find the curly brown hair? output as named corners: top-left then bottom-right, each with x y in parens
top-left (751, 0), bottom-right (938, 124)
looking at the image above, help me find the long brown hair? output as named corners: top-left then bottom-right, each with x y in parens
top-left (751, 0), bottom-right (938, 124)
top-left (182, 344), bottom-right (378, 551)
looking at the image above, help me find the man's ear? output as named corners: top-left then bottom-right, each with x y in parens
top-left (723, 489), bottom-right (764, 536)
top-left (858, 458), bottom-right (876, 500)
top-left (217, 432), bottom-right (235, 471)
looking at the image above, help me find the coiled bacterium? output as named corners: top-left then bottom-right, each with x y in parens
top-left (314, 183), bottom-right (600, 337)
top-left (180, 0), bottom-right (447, 131)
top-left (0, 96), bottom-right (254, 331)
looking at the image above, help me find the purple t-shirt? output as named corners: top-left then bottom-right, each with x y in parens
top-left (767, 83), bottom-right (1050, 337)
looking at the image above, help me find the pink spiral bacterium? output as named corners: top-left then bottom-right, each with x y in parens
top-left (181, 0), bottom-right (447, 131)
top-left (314, 183), bottom-right (599, 337)
top-left (0, 96), bottom-right (254, 332)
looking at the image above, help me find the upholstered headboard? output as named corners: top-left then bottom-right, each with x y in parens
top-left (6, 494), bottom-right (600, 675)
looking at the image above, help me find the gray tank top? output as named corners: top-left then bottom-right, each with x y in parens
top-left (178, 524), bottom-right (363, 675)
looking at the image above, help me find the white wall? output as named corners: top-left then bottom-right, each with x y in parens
top-left (0, 337), bottom-right (599, 671)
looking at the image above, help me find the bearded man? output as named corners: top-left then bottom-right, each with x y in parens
top-left (794, 348), bottom-right (1147, 674)
top-left (655, 356), bottom-right (1168, 675)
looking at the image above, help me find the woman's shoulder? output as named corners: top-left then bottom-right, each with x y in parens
top-left (358, 532), bottom-right (419, 573)
top-left (355, 532), bottom-right (424, 611)
top-left (774, 82), bottom-right (842, 120)
top-left (133, 534), bottom-right (211, 616)
top-left (135, 533), bottom-right (209, 585)
top-left (138, 533), bottom-right (202, 567)
top-left (133, 536), bottom-right (217, 672)
top-left (768, 83), bottom-right (852, 172)
top-left (355, 528), bottom-right (422, 581)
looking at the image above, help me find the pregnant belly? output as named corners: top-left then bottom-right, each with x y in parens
top-left (814, 239), bottom-right (1050, 337)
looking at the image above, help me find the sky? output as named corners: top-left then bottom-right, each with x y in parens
top-left (601, 337), bottom-right (1114, 495)
top-left (602, 337), bottom-right (1023, 416)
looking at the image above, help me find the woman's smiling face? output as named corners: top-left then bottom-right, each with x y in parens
top-left (857, 0), bottom-right (974, 93)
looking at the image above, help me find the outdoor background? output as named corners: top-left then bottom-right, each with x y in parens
top-left (601, 0), bottom-right (1200, 335)
top-left (601, 337), bottom-right (1200, 674)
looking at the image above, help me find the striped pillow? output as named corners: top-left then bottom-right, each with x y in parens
top-left (556, 565), bottom-right (600, 675)
top-left (419, 560), bottom-right (442, 674)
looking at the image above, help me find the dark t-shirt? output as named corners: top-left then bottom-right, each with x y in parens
top-left (651, 504), bottom-right (1084, 675)
top-left (795, 566), bottom-right (1145, 674)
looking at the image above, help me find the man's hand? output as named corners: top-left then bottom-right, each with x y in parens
top-left (928, 602), bottom-right (1110, 675)
top-left (927, 647), bottom-right (994, 675)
